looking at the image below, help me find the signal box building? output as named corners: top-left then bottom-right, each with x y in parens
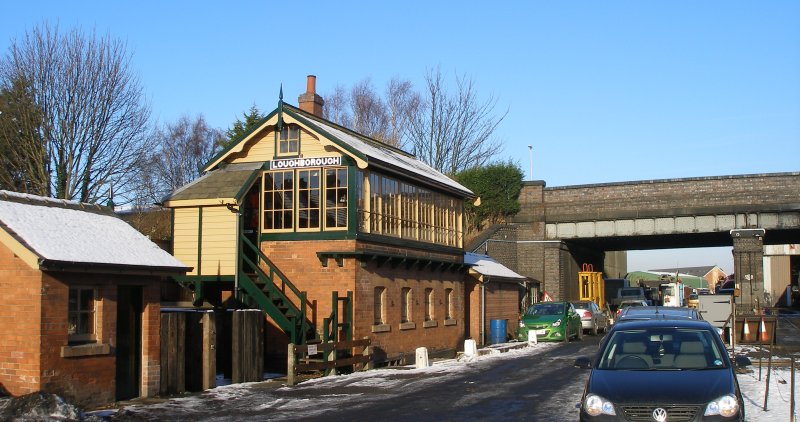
top-left (0, 191), bottom-right (189, 407)
top-left (164, 76), bottom-right (475, 364)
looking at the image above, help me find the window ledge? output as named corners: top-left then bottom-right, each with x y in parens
top-left (423, 320), bottom-right (438, 328)
top-left (399, 322), bottom-right (416, 330)
top-left (371, 324), bottom-right (391, 333)
top-left (61, 343), bottom-right (110, 358)
top-left (444, 319), bottom-right (457, 326)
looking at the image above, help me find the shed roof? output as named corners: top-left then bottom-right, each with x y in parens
top-left (164, 161), bottom-right (263, 204)
top-left (0, 190), bottom-right (190, 273)
top-left (649, 265), bottom-right (722, 278)
top-left (465, 252), bottom-right (526, 280)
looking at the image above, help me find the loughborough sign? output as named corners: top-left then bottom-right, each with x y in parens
top-left (270, 156), bottom-right (341, 169)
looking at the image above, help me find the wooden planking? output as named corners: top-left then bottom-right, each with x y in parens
top-left (200, 206), bottom-right (237, 276)
top-left (173, 208), bottom-right (200, 275)
top-left (232, 310), bottom-right (264, 384)
top-left (160, 312), bottom-right (186, 395)
top-left (229, 125), bottom-right (340, 165)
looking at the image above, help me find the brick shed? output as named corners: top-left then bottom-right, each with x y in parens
top-left (0, 191), bottom-right (189, 408)
top-left (465, 252), bottom-right (530, 345)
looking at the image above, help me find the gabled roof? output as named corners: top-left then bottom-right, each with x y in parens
top-left (202, 102), bottom-right (474, 198)
top-left (465, 252), bottom-right (526, 280)
top-left (163, 162), bottom-right (263, 205)
top-left (0, 191), bottom-right (190, 273)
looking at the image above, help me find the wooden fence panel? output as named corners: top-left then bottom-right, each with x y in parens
top-left (159, 312), bottom-right (186, 395)
top-left (232, 310), bottom-right (264, 384)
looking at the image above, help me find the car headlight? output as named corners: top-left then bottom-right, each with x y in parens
top-left (704, 394), bottom-right (739, 417)
top-left (552, 319), bottom-right (562, 327)
top-left (584, 394), bottom-right (616, 416)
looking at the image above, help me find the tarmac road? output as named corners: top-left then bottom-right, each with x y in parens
top-left (109, 335), bottom-right (604, 422)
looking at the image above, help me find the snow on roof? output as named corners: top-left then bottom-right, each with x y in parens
top-left (464, 252), bottom-right (526, 280)
top-left (0, 190), bottom-right (189, 271)
top-left (292, 107), bottom-right (474, 197)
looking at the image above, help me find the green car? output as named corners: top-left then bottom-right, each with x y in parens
top-left (517, 301), bottom-right (583, 342)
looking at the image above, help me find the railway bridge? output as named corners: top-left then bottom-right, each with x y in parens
top-left (475, 172), bottom-right (800, 312)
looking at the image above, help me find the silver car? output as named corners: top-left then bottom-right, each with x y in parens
top-left (571, 300), bottom-right (610, 335)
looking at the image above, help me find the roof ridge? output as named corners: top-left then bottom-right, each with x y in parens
top-left (0, 190), bottom-right (112, 215)
top-left (284, 103), bottom-right (415, 158)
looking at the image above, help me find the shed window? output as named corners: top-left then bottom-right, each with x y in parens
top-left (68, 287), bottom-right (96, 343)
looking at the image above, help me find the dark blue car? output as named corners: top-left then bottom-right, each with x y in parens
top-left (574, 319), bottom-right (751, 421)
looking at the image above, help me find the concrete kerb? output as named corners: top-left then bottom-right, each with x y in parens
top-left (455, 340), bottom-right (531, 361)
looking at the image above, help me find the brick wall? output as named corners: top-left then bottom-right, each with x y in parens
top-left (261, 239), bottom-right (465, 362)
top-left (466, 278), bottom-right (522, 345)
top-left (0, 242), bottom-right (43, 396)
top-left (0, 254), bottom-right (164, 408)
top-left (540, 173), bottom-right (800, 222)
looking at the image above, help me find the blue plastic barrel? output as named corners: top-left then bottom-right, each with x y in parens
top-left (489, 319), bottom-right (507, 344)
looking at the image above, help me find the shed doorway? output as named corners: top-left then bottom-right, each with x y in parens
top-left (116, 286), bottom-right (143, 401)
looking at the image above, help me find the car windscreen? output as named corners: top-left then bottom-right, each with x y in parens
top-left (526, 303), bottom-right (564, 316)
top-left (597, 327), bottom-right (727, 371)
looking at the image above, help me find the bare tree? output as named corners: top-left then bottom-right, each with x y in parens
top-left (323, 77), bottom-right (418, 148)
top-left (0, 23), bottom-right (151, 203)
top-left (323, 84), bottom-right (352, 128)
top-left (385, 77), bottom-right (420, 149)
top-left (406, 67), bottom-right (507, 175)
top-left (135, 114), bottom-right (223, 205)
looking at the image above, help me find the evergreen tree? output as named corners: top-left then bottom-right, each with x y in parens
top-left (454, 161), bottom-right (523, 231)
top-left (224, 104), bottom-right (266, 149)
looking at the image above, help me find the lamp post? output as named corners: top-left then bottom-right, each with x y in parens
top-left (528, 145), bottom-right (533, 181)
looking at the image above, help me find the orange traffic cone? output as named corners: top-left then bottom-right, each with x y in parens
top-left (743, 319), bottom-right (753, 342)
top-left (759, 318), bottom-right (769, 343)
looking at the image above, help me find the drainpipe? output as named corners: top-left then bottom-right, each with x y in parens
top-left (481, 276), bottom-right (492, 346)
top-left (234, 204), bottom-right (241, 301)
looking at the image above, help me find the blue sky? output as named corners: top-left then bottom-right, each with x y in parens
top-left (2, 1), bottom-right (798, 273)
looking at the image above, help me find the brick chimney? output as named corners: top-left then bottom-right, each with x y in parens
top-left (298, 75), bottom-right (324, 117)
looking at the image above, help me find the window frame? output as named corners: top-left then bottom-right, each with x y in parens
top-left (424, 288), bottom-right (434, 321)
top-left (277, 124), bottom-right (300, 157)
top-left (68, 287), bottom-right (97, 344)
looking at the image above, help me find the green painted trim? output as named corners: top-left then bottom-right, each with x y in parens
top-left (260, 231), bottom-right (354, 242)
top-left (233, 167), bottom-right (264, 202)
top-left (174, 275), bottom-right (235, 283)
top-left (315, 250), bottom-right (470, 272)
top-left (346, 165), bottom-right (358, 237)
top-left (170, 208), bottom-right (175, 254)
top-left (197, 207), bottom-right (203, 276)
top-left (355, 232), bottom-right (464, 255)
top-left (202, 108), bottom-right (279, 172)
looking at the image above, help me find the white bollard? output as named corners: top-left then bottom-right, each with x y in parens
top-left (415, 347), bottom-right (430, 368)
top-left (527, 330), bottom-right (538, 344)
top-left (463, 339), bottom-right (478, 358)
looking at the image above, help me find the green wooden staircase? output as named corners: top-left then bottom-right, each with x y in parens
top-left (237, 235), bottom-right (317, 345)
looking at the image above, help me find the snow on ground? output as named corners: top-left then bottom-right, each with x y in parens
top-left (103, 341), bottom-right (796, 421)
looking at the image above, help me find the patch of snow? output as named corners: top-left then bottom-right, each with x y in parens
top-left (0, 191), bottom-right (189, 269)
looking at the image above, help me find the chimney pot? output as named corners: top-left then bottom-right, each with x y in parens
top-left (306, 75), bottom-right (316, 94)
top-left (298, 74), bottom-right (324, 117)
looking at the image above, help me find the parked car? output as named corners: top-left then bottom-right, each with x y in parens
top-left (571, 300), bottom-right (610, 335)
top-left (614, 300), bottom-right (648, 322)
top-left (517, 301), bottom-right (582, 342)
top-left (574, 319), bottom-right (751, 421)
top-left (616, 306), bottom-right (703, 324)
